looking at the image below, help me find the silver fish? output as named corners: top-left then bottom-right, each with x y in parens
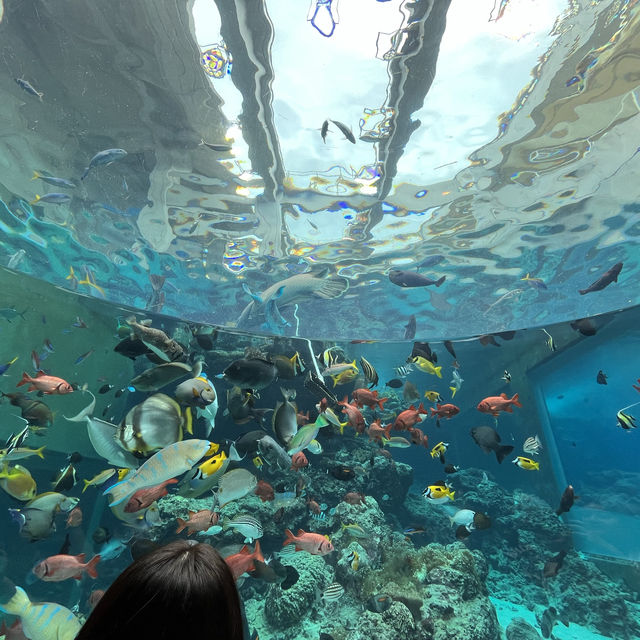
top-left (322, 582), bottom-right (345, 602)
top-left (216, 468), bottom-right (257, 508)
top-left (272, 388), bottom-right (298, 448)
top-left (523, 435), bottom-right (543, 456)
top-left (223, 514), bottom-right (263, 543)
top-left (130, 362), bottom-right (192, 392)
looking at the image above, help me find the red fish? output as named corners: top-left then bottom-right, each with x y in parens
top-left (430, 403), bottom-right (460, 419)
top-left (307, 499), bottom-right (321, 514)
top-left (367, 419), bottom-right (392, 442)
top-left (254, 480), bottom-right (275, 502)
top-left (224, 541), bottom-right (264, 580)
top-left (176, 509), bottom-right (219, 535)
top-left (17, 371), bottom-right (73, 394)
top-left (33, 553), bottom-right (100, 581)
top-left (124, 478), bottom-right (177, 512)
top-left (65, 507), bottom-right (83, 528)
top-left (296, 411), bottom-right (310, 425)
top-left (338, 397), bottom-right (366, 434)
top-left (477, 393), bottom-right (522, 417)
top-left (393, 403), bottom-right (429, 430)
top-left (290, 451), bottom-right (308, 471)
top-left (351, 388), bottom-right (388, 411)
top-left (407, 426), bottom-right (424, 446)
top-left (283, 528), bottom-right (334, 555)
top-left (343, 492), bottom-right (366, 505)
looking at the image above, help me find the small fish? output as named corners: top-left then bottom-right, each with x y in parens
top-left (15, 77), bottom-right (43, 100)
top-left (542, 550), bottom-right (567, 578)
top-left (29, 193), bottom-right (72, 205)
top-left (523, 435), bottom-right (542, 456)
top-left (424, 390), bottom-right (442, 403)
top-left (31, 171), bottom-right (76, 189)
top-left (541, 328), bottom-right (557, 352)
top-left (99, 384), bottom-right (114, 394)
top-left (322, 582), bottom-right (345, 602)
top-left (616, 409), bottom-right (637, 430)
top-left (521, 273), bottom-right (547, 289)
top-left (389, 270), bottom-right (445, 288)
top-left (633, 378), bottom-right (640, 393)
top-left (404, 315), bottom-right (416, 340)
top-left (512, 456), bottom-right (540, 471)
top-left (449, 370), bottom-right (463, 398)
top-left (444, 464), bottom-right (459, 474)
top-left (430, 441), bottom-right (449, 463)
top-left (579, 262), bottom-right (623, 295)
top-left (7, 249), bottom-right (26, 269)
top-left (403, 526), bottom-right (425, 536)
top-left (52, 463), bottom-right (78, 491)
top-left (422, 481), bottom-right (455, 503)
top-left (416, 255), bottom-right (445, 270)
top-left (359, 356), bottom-right (379, 388)
top-left (321, 119), bottom-right (329, 143)
top-left (501, 370), bottom-right (511, 383)
top-left (65, 507), bottom-right (83, 528)
top-left (556, 485), bottom-right (578, 515)
top-left (72, 317), bottom-right (88, 328)
top-left (330, 120), bottom-right (355, 144)
top-left (596, 370), bottom-right (607, 385)
top-left (74, 349), bottom-right (94, 365)
top-left (81, 149), bottom-right (128, 180)
top-left (386, 378), bottom-right (403, 388)
top-left (394, 365), bottom-right (412, 378)
top-left (0, 356), bottom-right (18, 376)
top-left (346, 550), bottom-right (359, 571)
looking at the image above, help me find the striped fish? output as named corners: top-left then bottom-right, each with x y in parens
top-left (223, 514), bottom-right (263, 543)
top-left (322, 582), bottom-right (345, 602)
top-left (359, 356), bottom-right (378, 388)
top-left (394, 365), bottom-right (412, 378)
top-left (523, 435), bottom-right (542, 456)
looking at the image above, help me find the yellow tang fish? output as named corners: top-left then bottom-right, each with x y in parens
top-left (411, 356), bottom-right (442, 378)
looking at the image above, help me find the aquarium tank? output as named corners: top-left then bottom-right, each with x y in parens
top-left (0, 0), bottom-right (639, 639)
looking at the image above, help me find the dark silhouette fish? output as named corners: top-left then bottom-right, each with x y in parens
top-left (543, 550), bottom-right (567, 578)
top-left (404, 315), bottom-right (416, 340)
top-left (596, 370), bottom-right (607, 385)
top-left (321, 120), bottom-right (329, 143)
top-left (330, 120), bottom-right (355, 144)
top-left (444, 340), bottom-right (457, 359)
top-left (389, 270), bottom-right (446, 288)
top-left (579, 262), bottom-right (622, 295)
top-left (470, 426), bottom-right (514, 463)
top-left (556, 485), bottom-right (577, 515)
top-left (570, 318), bottom-right (597, 336)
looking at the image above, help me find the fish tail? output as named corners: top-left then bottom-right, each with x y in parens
top-left (184, 407), bottom-right (193, 435)
top-left (383, 423), bottom-right (392, 439)
top-left (29, 195), bottom-right (41, 205)
top-left (16, 372), bottom-right (31, 387)
top-left (86, 555), bottom-right (100, 579)
top-left (36, 446), bottom-right (46, 459)
top-left (448, 491), bottom-right (455, 500)
top-left (253, 539), bottom-right (264, 564)
top-left (82, 479), bottom-right (92, 493)
top-left (283, 528), bottom-right (296, 547)
top-left (434, 366), bottom-right (442, 378)
top-left (176, 517), bottom-right (187, 534)
top-left (511, 393), bottom-right (522, 408)
top-left (496, 445), bottom-right (514, 464)
top-left (31, 171), bottom-right (41, 181)
top-left (377, 397), bottom-right (388, 411)
top-left (450, 386), bottom-right (457, 398)
top-left (435, 276), bottom-right (446, 287)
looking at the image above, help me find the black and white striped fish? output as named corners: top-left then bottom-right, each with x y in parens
top-left (322, 582), bottom-right (345, 602)
top-left (222, 514), bottom-right (263, 543)
top-left (394, 365), bottom-right (412, 378)
top-left (359, 356), bottom-right (378, 388)
top-left (523, 435), bottom-right (542, 456)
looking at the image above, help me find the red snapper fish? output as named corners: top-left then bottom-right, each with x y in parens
top-left (477, 393), bottom-right (522, 417)
top-left (17, 371), bottom-right (73, 394)
top-left (290, 451), bottom-right (308, 470)
top-left (176, 509), bottom-right (219, 535)
top-left (124, 478), bottom-right (178, 513)
top-left (283, 528), bottom-right (334, 555)
top-left (393, 403), bottom-right (429, 430)
top-left (430, 403), bottom-right (460, 419)
top-left (367, 419), bottom-right (392, 442)
top-left (338, 397), bottom-right (366, 434)
top-left (33, 553), bottom-right (100, 581)
top-left (224, 541), bottom-right (264, 580)
top-left (351, 389), bottom-right (388, 411)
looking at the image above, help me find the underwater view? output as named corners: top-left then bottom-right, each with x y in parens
top-left (0, 0), bottom-right (639, 638)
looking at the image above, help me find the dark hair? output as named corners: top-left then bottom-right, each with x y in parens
top-left (76, 540), bottom-right (243, 640)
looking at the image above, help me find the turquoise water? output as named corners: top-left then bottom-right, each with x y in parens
top-left (0, 0), bottom-right (639, 638)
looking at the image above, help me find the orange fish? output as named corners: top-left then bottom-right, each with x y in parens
top-left (176, 509), bottom-right (219, 535)
top-left (65, 507), bottom-right (82, 528)
top-left (477, 393), bottom-right (522, 417)
top-left (338, 397), bottom-right (366, 434)
top-left (224, 541), bottom-right (264, 580)
top-left (254, 480), bottom-right (274, 502)
top-left (351, 389), bottom-right (388, 411)
top-left (430, 403), bottom-right (460, 419)
top-left (367, 419), bottom-right (392, 442)
top-left (17, 371), bottom-right (73, 394)
top-left (33, 553), bottom-right (100, 581)
top-left (407, 426), bottom-right (428, 449)
top-left (393, 403), bottom-right (429, 430)
top-left (290, 451), bottom-right (308, 471)
top-left (282, 528), bottom-right (334, 555)
top-left (124, 478), bottom-right (178, 513)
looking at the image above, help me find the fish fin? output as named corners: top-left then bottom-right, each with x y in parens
top-left (450, 387), bottom-right (457, 398)
top-left (86, 555), bottom-right (100, 579)
top-left (184, 407), bottom-right (193, 435)
top-left (511, 393), bottom-right (522, 408)
top-left (434, 366), bottom-right (442, 378)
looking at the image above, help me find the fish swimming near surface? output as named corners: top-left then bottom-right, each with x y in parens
top-left (330, 120), bottom-right (356, 143)
top-left (81, 148), bottom-right (127, 180)
top-left (470, 426), bottom-right (514, 463)
top-left (404, 315), bottom-right (416, 340)
top-left (126, 316), bottom-right (184, 362)
top-left (389, 270), bottom-right (446, 288)
top-left (578, 262), bottom-right (622, 295)
top-left (570, 317), bottom-right (597, 336)
top-left (30, 193), bottom-right (72, 206)
top-left (236, 271), bottom-right (349, 327)
top-left (31, 171), bottom-right (76, 189)
top-left (15, 77), bottom-right (43, 100)
top-left (320, 119), bottom-right (329, 143)
top-left (0, 585), bottom-right (81, 640)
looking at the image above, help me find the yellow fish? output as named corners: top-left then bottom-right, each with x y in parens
top-left (411, 356), bottom-right (442, 378)
top-left (424, 390), bottom-right (443, 402)
top-left (332, 366), bottom-right (359, 387)
top-left (347, 550), bottom-right (359, 571)
top-left (0, 463), bottom-right (37, 501)
top-left (430, 442), bottom-right (449, 462)
top-left (512, 456), bottom-right (540, 471)
top-left (422, 481), bottom-right (454, 502)
top-left (197, 451), bottom-right (228, 477)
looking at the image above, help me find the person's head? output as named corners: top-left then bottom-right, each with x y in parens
top-left (75, 540), bottom-right (243, 640)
